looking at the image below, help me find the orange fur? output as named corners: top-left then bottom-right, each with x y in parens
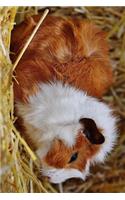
top-left (11, 15), bottom-right (113, 103)
top-left (44, 133), bottom-right (99, 171)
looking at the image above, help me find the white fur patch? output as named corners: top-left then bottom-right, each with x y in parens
top-left (40, 160), bottom-right (90, 184)
top-left (16, 81), bottom-right (117, 164)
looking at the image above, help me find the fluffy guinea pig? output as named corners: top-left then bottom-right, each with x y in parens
top-left (11, 15), bottom-right (117, 183)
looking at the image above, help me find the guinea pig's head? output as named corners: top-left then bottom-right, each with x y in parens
top-left (39, 118), bottom-right (105, 183)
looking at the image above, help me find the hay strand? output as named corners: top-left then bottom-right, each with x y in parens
top-left (13, 9), bottom-right (49, 70)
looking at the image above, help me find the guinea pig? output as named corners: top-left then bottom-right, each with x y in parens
top-left (11, 15), bottom-right (117, 183)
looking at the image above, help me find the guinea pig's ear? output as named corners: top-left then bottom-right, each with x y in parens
top-left (79, 118), bottom-right (105, 145)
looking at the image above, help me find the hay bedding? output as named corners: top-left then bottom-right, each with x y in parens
top-left (0, 6), bottom-right (125, 192)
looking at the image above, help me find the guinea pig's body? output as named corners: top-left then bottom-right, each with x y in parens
top-left (11, 15), bottom-right (117, 183)
top-left (11, 15), bottom-right (113, 102)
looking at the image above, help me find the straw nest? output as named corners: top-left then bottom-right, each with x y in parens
top-left (0, 7), bottom-right (125, 193)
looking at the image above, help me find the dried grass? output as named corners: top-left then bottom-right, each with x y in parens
top-left (0, 6), bottom-right (125, 193)
top-left (0, 7), bottom-right (56, 193)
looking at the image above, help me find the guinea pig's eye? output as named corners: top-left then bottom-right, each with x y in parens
top-left (68, 152), bottom-right (78, 163)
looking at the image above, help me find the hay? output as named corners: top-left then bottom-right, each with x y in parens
top-left (13, 9), bottom-right (49, 70)
top-left (0, 7), bottom-right (125, 193)
top-left (0, 7), bottom-right (56, 193)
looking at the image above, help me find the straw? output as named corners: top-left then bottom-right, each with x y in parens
top-left (13, 9), bottom-right (49, 70)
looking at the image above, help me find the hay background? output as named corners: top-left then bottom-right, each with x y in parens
top-left (0, 7), bottom-right (125, 193)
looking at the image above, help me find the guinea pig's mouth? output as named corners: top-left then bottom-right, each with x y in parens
top-left (41, 168), bottom-right (84, 183)
top-left (40, 161), bottom-right (90, 184)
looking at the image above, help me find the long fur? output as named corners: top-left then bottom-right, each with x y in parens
top-left (16, 81), bottom-right (117, 183)
top-left (11, 15), bottom-right (113, 102)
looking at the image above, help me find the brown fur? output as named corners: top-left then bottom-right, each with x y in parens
top-left (11, 15), bottom-right (113, 103)
top-left (44, 133), bottom-right (100, 171)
